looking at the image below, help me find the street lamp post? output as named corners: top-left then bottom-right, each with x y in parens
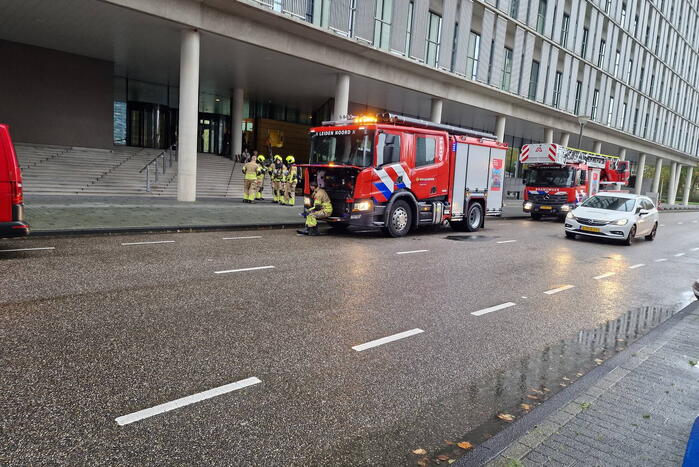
top-left (577, 115), bottom-right (589, 148)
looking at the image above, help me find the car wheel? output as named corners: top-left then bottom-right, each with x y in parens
top-left (624, 225), bottom-right (637, 246)
top-left (565, 231), bottom-right (576, 239)
top-left (385, 200), bottom-right (412, 237)
top-left (531, 213), bottom-right (542, 221)
top-left (645, 222), bottom-right (657, 241)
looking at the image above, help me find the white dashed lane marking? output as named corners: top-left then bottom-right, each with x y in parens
top-left (352, 329), bottom-right (424, 351)
top-left (121, 240), bottom-right (175, 246)
top-left (115, 377), bottom-right (261, 426)
top-left (395, 249), bottom-right (429, 255)
top-left (496, 240), bottom-right (517, 244)
top-left (0, 247), bottom-right (55, 253)
top-left (222, 236), bottom-right (262, 240)
top-left (214, 266), bottom-right (275, 274)
top-left (544, 285), bottom-right (575, 295)
top-left (471, 302), bottom-right (516, 316)
top-left (593, 272), bottom-right (616, 280)
top-left (629, 264), bottom-right (645, 269)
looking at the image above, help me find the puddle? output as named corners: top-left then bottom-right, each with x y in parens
top-left (409, 306), bottom-right (680, 464)
top-left (445, 235), bottom-right (496, 242)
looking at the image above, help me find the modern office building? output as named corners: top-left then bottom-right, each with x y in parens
top-left (0, 0), bottom-right (696, 202)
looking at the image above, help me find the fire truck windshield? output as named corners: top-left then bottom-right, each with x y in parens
top-left (309, 130), bottom-right (374, 167)
top-left (525, 167), bottom-right (575, 188)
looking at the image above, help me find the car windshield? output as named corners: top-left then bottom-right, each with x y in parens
top-left (524, 167), bottom-right (574, 187)
top-left (581, 195), bottom-right (636, 211)
top-left (309, 130), bottom-right (374, 167)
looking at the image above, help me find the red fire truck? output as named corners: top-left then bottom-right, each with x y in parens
top-left (519, 143), bottom-right (630, 220)
top-left (300, 113), bottom-right (507, 237)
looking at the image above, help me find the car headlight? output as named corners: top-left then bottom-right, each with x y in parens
top-left (353, 199), bottom-right (373, 212)
top-left (611, 218), bottom-right (628, 225)
top-left (566, 211), bottom-right (575, 219)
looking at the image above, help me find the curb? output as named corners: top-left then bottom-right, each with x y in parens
top-left (30, 222), bottom-right (306, 238)
top-left (455, 300), bottom-right (699, 466)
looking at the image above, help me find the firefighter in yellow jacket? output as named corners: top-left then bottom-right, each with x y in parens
top-left (255, 154), bottom-right (266, 200)
top-left (270, 155), bottom-right (284, 203)
top-left (242, 157), bottom-right (260, 203)
top-left (283, 155), bottom-right (298, 206)
top-left (297, 179), bottom-right (332, 236)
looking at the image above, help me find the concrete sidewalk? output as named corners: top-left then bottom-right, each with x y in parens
top-left (23, 195), bottom-right (530, 234)
top-left (459, 301), bottom-right (699, 467)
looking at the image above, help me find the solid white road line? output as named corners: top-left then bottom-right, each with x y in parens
top-left (395, 249), bottom-right (429, 255)
top-left (115, 377), bottom-right (261, 426)
top-left (121, 240), bottom-right (175, 246)
top-left (496, 240), bottom-right (517, 244)
top-left (214, 266), bottom-right (275, 274)
top-left (593, 272), bottom-right (616, 280)
top-left (629, 264), bottom-right (645, 269)
top-left (544, 285), bottom-right (575, 295)
top-left (222, 236), bottom-right (262, 240)
top-left (352, 328), bottom-right (424, 352)
top-left (0, 247), bottom-right (55, 253)
top-left (654, 258), bottom-right (667, 262)
top-left (674, 253), bottom-right (685, 257)
top-left (471, 302), bottom-right (516, 316)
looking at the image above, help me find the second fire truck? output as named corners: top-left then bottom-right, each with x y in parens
top-left (519, 143), bottom-right (630, 220)
top-left (300, 113), bottom-right (507, 237)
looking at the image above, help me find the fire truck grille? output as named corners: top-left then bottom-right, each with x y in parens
top-left (576, 217), bottom-right (608, 226)
top-left (528, 193), bottom-right (568, 204)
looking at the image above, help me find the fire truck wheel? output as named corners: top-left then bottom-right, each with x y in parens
top-left (385, 200), bottom-right (412, 237)
top-left (624, 225), bottom-right (637, 246)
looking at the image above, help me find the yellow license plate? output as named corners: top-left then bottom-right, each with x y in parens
top-left (581, 226), bottom-right (601, 233)
top-left (540, 206), bottom-right (552, 210)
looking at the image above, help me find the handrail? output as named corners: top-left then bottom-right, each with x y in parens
top-left (139, 146), bottom-right (177, 192)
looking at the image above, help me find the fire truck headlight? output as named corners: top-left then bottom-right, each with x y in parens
top-left (566, 211), bottom-right (575, 219)
top-left (611, 218), bottom-right (628, 225)
top-left (353, 199), bottom-right (373, 212)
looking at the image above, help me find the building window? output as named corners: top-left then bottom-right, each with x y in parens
top-left (536, 0), bottom-right (547, 34)
top-left (606, 96), bottom-right (614, 125)
top-left (597, 39), bottom-right (606, 67)
top-left (510, 0), bottom-right (519, 18)
top-left (502, 47), bottom-right (513, 91)
top-left (560, 14), bottom-right (570, 47)
top-left (373, 0), bottom-right (392, 49)
top-left (581, 28), bottom-right (589, 57)
top-left (613, 51), bottom-right (620, 77)
top-left (528, 60), bottom-right (540, 100)
top-left (620, 102), bottom-right (627, 128)
top-left (466, 32), bottom-right (480, 80)
top-left (591, 89), bottom-right (600, 120)
top-left (552, 71), bottom-right (563, 107)
top-left (406, 1), bottom-right (414, 56)
top-left (426, 12), bottom-right (442, 67)
top-left (415, 136), bottom-right (436, 166)
top-left (574, 80), bottom-right (583, 114)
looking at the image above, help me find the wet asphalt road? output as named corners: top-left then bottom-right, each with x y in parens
top-left (1, 212), bottom-right (698, 465)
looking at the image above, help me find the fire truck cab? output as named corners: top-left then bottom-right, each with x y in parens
top-left (301, 113), bottom-right (507, 237)
top-left (520, 143), bottom-right (629, 220)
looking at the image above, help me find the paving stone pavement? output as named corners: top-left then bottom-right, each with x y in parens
top-left (486, 304), bottom-right (699, 467)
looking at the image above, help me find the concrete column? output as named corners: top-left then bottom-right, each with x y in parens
top-left (333, 73), bottom-right (350, 121)
top-left (668, 161), bottom-right (677, 204)
top-left (495, 115), bottom-right (506, 143)
top-left (177, 29), bottom-right (200, 202)
top-left (682, 167), bottom-right (694, 205)
top-left (231, 88), bottom-right (244, 159)
top-left (651, 158), bottom-right (663, 193)
top-left (634, 153), bottom-right (646, 195)
top-left (544, 128), bottom-right (554, 143)
top-left (618, 148), bottom-right (626, 161)
top-left (430, 98), bottom-right (443, 123)
top-left (593, 141), bottom-right (603, 154)
top-left (560, 132), bottom-right (571, 147)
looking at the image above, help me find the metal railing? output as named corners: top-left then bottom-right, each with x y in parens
top-left (139, 146), bottom-right (177, 192)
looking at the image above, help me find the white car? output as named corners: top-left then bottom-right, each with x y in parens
top-left (564, 192), bottom-right (659, 245)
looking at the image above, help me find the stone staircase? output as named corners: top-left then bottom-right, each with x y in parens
top-left (15, 144), bottom-right (248, 198)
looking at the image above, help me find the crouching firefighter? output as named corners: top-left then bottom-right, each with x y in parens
top-left (297, 180), bottom-right (332, 236)
top-left (271, 155), bottom-right (284, 203)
